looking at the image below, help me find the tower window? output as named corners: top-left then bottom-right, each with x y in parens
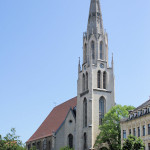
top-left (97, 70), bottom-right (101, 88)
top-left (91, 41), bottom-right (95, 59)
top-left (83, 74), bottom-right (85, 92)
top-left (86, 72), bottom-right (88, 90)
top-left (100, 41), bottom-right (103, 59)
top-left (68, 134), bottom-right (73, 148)
top-left (83, 98), bottom-right (87, 127)
top-left (103, 71), bottom-right (107, 89)
top-left (84, 44), bottom-right (87, 63)
top-left (84, 133), bottom-right (87, 150)
top-left (99, 96), bottom-right (105, 125)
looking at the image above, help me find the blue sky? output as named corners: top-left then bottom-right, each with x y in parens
top-left (0, 0), bottom-right (150, 144)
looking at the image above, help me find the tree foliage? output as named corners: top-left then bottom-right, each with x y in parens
top-left (122, 135), bottom-right (145, 150)
top-left (94, 105), bottom-right (135, 150)
top-left (60, 146), bottom-right (74, 150)
top-left (0, 128), bottom-right (26, 150)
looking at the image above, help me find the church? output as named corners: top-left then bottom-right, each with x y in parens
top-left (26, 0), bottom-right (115, 149)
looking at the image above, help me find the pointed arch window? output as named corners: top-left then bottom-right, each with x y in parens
top-left (68, 134), bottom-right (73, 148)
top-left (100, 41), bottom-right (103, 60)
top-left (84, 133), bottom-right (87, 150)
top-left (83, 74), bottom-right (85, 92)
top-left (91, 41), bottom-right (95, 59)
top-left (84, 44), bottom-right (87, 63)
top-left (86, 72), bottom-right (88, 90)
top-left (97, 71), bottom-right (101, 88)
top-left (99, 96), bottom-right (105, 125)
top-left (83, 98), bottom-right (87, 127)
top-left (103, 71), bottom-right (107, 89)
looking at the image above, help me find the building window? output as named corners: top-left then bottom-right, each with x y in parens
top-left (133, 128), bottom-right (136, 136)
top-left (83, 74), bottom-right (85, 92)
top-left (148, 124), bottom-right (150, 135)
top-left (97, 71), bottom-right (101, 88)
top-left (143, 125), bottom-right (145, 136)
top-left (86, 72), bottom-right (88, 90)
top-left (68, 134), bottom-right (73, 148)
top-left (43, 138), bottom-right (47, 150)
top-left (138, 127), bottom-right (140, 137)
top-left (48, 141), bottom-right (51, 150)
top-left (84, 43), bottom-right (87, 63)
top-left (148, 143), bottom-right (150, 150)
top-left (138, 111), bottom-right (141, 117)
top-left (28, 144), bottom-right (31, 150)
top-left (83, 98), bottom-right (87, 127)
top-left (103, 71), bottom-right (107, 89)
top-left (100, 41), bottom-right (103, 59)
top-left (99, 96), bottom-right (105, 125)
top-left (123, 130), bottom-right (126, 139)
top-left (91, 41), bottom-right (95, 59)
top-left (129, 129), bottom-right (131, 135)
top-left (84, 133), bottom-right (87, 150)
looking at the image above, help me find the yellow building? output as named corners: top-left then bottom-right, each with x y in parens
top-left (121, 99), bottom-right (150, 150)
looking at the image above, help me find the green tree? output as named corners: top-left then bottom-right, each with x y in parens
top-left (94, 105), bottom-right (135, 150)
top-left (122, 135), bottom-right (145, 150)
top-left (0, 128), bottom-right (26, 150)
top-left (60, 146), bottom-right (74, 150)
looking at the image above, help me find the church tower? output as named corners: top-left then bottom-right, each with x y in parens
top-left (75, 0), bottom-right (115, 149)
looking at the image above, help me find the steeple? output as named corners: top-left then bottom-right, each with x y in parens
top-left (87, 0), bottom-right (104, 36)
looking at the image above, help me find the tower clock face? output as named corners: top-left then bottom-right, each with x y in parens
top-left (100, 63), bottom-right (104, 68)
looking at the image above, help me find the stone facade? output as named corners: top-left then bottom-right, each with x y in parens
top-left (75, 0), bottom-right (115, 149)
top-left (27, 136), bottom-right (53, 150)
top-left (121, 100), bottom-right (150, 150)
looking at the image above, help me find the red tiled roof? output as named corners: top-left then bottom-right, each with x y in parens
top-left (27, 97), bottom-right (77, 143)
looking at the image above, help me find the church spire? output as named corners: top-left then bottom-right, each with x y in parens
top-left (87, 0), bottom-right (104, 35)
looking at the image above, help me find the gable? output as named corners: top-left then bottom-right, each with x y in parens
top-left (27, 97), bottom-right (77, 143)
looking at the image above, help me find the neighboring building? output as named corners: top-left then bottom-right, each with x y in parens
top-left (121, 99), bottom-right (150, 150)
top-left (26, 0), bottom-right (115, 150)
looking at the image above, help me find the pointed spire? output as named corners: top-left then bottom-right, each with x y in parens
top-left (87, 0), bottom-right (104, 35)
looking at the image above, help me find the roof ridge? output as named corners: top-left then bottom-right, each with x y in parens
top-left (133, 99), bottom-right (150, 111)
top-left (54, 96), bottom-right (77, 109)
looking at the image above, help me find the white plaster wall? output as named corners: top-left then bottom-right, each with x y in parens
top-left (55, 110), bottom-right (76, 150)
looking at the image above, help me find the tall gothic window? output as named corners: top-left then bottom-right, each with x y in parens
top-left (84, 133), bottom-right (87, 150)
top-left (86, 72), bottom-right (88, 90)
top-left (84, 44), bottom-right (87, 63)
top-left (97, 71), bottom-right (101, 88)
top-left (68, 134), bottom-right (73, 148)
top-left (103, 71), bottom-right (107, 89)
top-left (91, 41), bottom-right (95, 59)
top-left (83, 98), bottom-right (87, 127)
top-left (99, 96), bottom-right (105, 125)
top-left (83, 74), bottom-right (85, 92)
top-left (100, 41), bottom-right (103, 59)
